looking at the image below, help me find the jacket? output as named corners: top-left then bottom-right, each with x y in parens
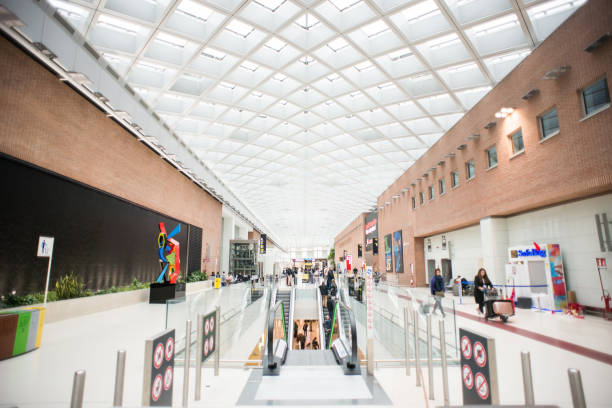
top-left (430, 275), bottom-right (445, 295)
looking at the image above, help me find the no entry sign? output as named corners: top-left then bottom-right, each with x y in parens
top-left (459, 328), bottom-right (499, 405)
top-left (201, 310), bottom-right (217, 362)
top-left (143, 328), bottom-right (175, 406)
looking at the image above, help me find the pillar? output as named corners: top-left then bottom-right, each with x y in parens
top-left (479, 217), bottom-right (509, 284)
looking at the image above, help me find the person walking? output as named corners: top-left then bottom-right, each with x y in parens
top-left (326, 267), bottom-right (335, 292)
top-left (430, 268), bottom-right (446, 317)
top-left (474, 268), bottom-right (492, 315)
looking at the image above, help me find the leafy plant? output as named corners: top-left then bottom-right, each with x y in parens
top-left (55, 272), bottom-right (85, 300)
top-left (327, 248), bottom-right (335, 269)
top-left (187, 271), bottom-right (208, 282)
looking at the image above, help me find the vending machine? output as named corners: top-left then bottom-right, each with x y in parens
top-left (506, 243), bottom-right (567, 310)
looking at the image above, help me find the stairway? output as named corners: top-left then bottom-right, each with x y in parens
top-left (251, 288), bottom-right (263, 302)
top-left (322, 301), bottom-right (331, 348)
top-left (276, 289), bottom-right (291, 340)
top-left (339, 306), bottom-right (350, 339)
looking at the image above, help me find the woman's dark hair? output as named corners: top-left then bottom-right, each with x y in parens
top-left (435, 268), bottom-right (441, 274)
top-left (477, 268), bottom-right (487, 277)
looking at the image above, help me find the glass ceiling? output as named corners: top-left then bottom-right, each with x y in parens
top-left (47, 0), bottom-right (587, 249)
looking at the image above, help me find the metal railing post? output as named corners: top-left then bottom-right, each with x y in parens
top-left (70, 370), bottom-right (86, 408)
top-left (195, 314), bottom-right (203, 401)
top-left (439, 320), bottom-right (449, 406)
top-left (183, 320), bottom-right (192, 407)
top-left (568, 368), bottom-right (586, 408)
top-left (113, 350), bottom-right (126, 407)
top-left (404, 306), bottom-right (411, 375)
top-left (413, 309), bottom-right (421, 387)
top-left (521, 351), bottom-right (535, 406)
top-left (426, 314), bottom-right (434, 400)
top-left (214, 306), bottom-right (220, 376)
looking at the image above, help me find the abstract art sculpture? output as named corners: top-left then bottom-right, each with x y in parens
top-left (157, 222), bottom-right (181, 284)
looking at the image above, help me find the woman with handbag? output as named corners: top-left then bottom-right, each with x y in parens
top-left (430, 268), bottom-right (446, 317)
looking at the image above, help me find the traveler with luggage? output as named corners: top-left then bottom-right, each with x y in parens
top-left (474, 268), bottom-right (492, 314)
top-left (430, 268), bottom-right (446, 317)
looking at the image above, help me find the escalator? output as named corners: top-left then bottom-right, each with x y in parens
top-left (276, 289), bottom-right (291, 340)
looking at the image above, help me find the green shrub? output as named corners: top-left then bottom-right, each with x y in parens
top-left (55, 272), bottom-right (85, 300)
top-left (187, 271), bottom-right (208, 282)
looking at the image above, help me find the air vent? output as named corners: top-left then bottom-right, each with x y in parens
top-left (422, 172), bottom-right (429, 177)
top-left (522, 88), bottom-right (540, 100)
top-left (429, 167), bottom-right (436, 172)
top-left (467, 134), bottom-right (480, 141)
top-left (444, 152), bottom-right (455, 158)
top-left (585, 33), bottom-right (611, 52)
top-left (457, 144), bottom-right (467, 150)
top-left (438, 160), bottom-right (445, 166)
top-left (543, 65), bottom-right (571, 80)
top-left (484, 121), bottom-right (496, 130)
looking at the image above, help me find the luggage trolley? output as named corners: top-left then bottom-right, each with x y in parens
top-left (483, 287), bottom-right (514, 322)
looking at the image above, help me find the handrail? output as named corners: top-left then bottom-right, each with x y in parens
top-left (316, 285), bottom-right (325, 350)
top-left (288, 287), bottom-right (295, 350)
top-left (266, 300), bottom-right (285, 370)
top-left (338, 299), bottom-right (359, 370)
top-left (328, 302), bottom-right (339, 349)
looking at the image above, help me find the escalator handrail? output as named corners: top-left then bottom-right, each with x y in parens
top-left (267, 300), bottom-right (285, 369)
top-left (288, 287), bottom-right (296, 350)
top-left (316, 285), bottom-right (325, 350)
top-left (337, 299), bottom-right (359, 370)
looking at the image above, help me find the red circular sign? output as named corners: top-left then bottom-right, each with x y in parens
top-left (153, 343), bottom-right (164, 369)
top-left (205, 319), bottom-right (210, 335)
top-left (475, 372), bottom-right (490, 400)
top-left (461, 336), bottom-right (472, 360)
top-left (462, 365), bottom-right (473, 389)
top-left (163, 366), bottom-right (173, 391)
top-left (204, 338), bottom-right (209, 356)
top-left (165, 337), bottom-right (174, 361)
top-left (209, 336), bottom-right (214, 352)
top-left (151, 374), bottom-right (163, 402)
top-left (209, 317), bottom-right (215, 331)
top-left (473, 341), bottom-right (487, 368)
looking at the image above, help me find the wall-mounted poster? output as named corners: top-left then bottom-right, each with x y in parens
top-left (393, 230), bottom-right (404, 273)
top-left (384, 234), bottom-right (392, 273)
top-left (364, 212), bottom-right (378, 251)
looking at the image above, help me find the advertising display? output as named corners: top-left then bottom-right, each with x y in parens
top-left (392, 230), bottom-right (404, 273)
top-left (507, 243), bottom-right (567, 310)
top-left (384, 234), bottom-right (392, 273)
top-left (201, 311), bottom-right (217, 362)
top-left (259, 234), bottom-right (267, 254)
top-left (142, 328), bottom-right (175, 407)
top-left (364, 212), bottom-right (378, 251)
top-left (459, 328), bottom-right (499, 405)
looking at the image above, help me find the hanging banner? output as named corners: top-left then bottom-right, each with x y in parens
top-left (142, 328), bottom-right (175, 407)
top-left (547, 244), bottom-right (567, 310)
top-left (259, 234), bottom-right (267, 254)
top-left (366, 266), bottom-right (374, 338)
top-left (384, 234), bottom-right (392, 273)
top-left (393, 230), bottom-right (404, 273)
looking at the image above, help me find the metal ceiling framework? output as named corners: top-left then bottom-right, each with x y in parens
top-left (4, 0), bottom-right (587, 250)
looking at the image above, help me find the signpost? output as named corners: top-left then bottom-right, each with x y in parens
top-left (195, 308), bottom-right (219, 401)
top-left (459, 328), bottom-right (499, 405)
top-left (366, 266), bottom-right (374, 376)
top-left (37, 236), bottom-right (54, 304)
top-left (142, 328), bottom-right (175, 407)
top-left (595, 258), bottom-right (610, 319)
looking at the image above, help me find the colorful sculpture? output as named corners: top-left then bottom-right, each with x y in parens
top-left (157, 222), bottom-right (181, 284)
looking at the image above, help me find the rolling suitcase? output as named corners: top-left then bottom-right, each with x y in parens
top-left (492, 300), bottom-right (514, 316)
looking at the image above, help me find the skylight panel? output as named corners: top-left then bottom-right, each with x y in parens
top-left (327, 38), bottom-right (349, 52)
top-left (254, 0), bottom-right (287, 12)
top-left (354, 61), bottom-right (374, 72)
top-left (219, 81), bottom-right (237, 89)
top-left (426, 33), bottom-right (461, 50)
top-left (252, 91), bottom-right (264, 98)
top-left (265, 37), bottom-right (287, 52)
top-left (102, 52), bottom-right (129, 64)
top-left (443, 62), bottom-right (477, 73)
top-left (202, 47), bottom-right (226, 60)
top-left (279, 99), bottom-right (288, 105)
top-left (485, 49), bottom-right (530, 64)
top-left (48, 0), bottom-right (88, 19)
top-left (155, 32), bottom-right (187, 48)
top-left (98, 15), bottom-right (141, 34)
top-left (327, 73), bottom-right (341, 82)
top-left (294, 13), bottom-right (320, 30)
top-left (177, 0), bottom-right (214, 21)
top-left (225, 20), bottom-right (255, 38)
top-left (300, 56), bottom-right (316, 65)
top-left (473, 14), bottom-right (519, 37)
top-left (329, 0), bottom-right (362, 12)
top-left (361, 20), bottom-right (390, 38)
top-left (377, 82), bottom-right (395, 90)
top-left (410, 73), bottom-right (432, 82)
top-left (349, 91), bottom-right (364, 99)
top-left (272, 73), bottom-right (287, 81)
top-left (240, 61), bottom-right (260, 72)
top-left (527, 0), bottom-right (586, 20)
top-left (137, 61), bottom-right (166, 72)
top-left (402, 0), bottom-right (440, 23)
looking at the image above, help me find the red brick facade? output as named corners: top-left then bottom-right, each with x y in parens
top-left (336, 0), bottom-right (612, 286)
top-left (0, 36), bottom-right (222, 275)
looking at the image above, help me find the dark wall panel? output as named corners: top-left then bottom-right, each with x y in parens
top-left (0, 154), bottom-right (202, 296)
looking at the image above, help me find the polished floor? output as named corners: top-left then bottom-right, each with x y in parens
top-left (1, 284), bottom-right (611, 407)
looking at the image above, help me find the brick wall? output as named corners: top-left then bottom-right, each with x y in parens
top-left (0, 35), bottom-right (222, 275)
top-left (338, 0), bottom-right (612, 286)
top-left (334, 213), bottom-right (366, 270)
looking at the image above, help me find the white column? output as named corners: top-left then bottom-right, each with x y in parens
top-left (221, 215), bottom-right (235, 275)
top-left (480, 217), bottom-right (509, 284)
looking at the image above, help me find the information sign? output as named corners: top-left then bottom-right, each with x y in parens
top-left (259, 234), bottom-right (267, 254)
top-left (143, 328), bottom-right (175, 406)
top-left (596, 257), bottom-right (607, 270)
top-left (459, 328), bottom-right (498, 405)
top-left (37, 236), bottom-right (54, 257)
top-left (201, 310), bottom-right (217, 362)
top-left (366, 266), bottom-right (374, 337)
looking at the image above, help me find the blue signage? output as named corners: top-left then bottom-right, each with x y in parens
top-left (517, 248), bottom-right (546, 258)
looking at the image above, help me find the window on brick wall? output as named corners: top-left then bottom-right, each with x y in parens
top-left (582, 78), bottom-right (610, 116)
top-left (486, 145), bottom-right (498, 168)
top-left (419, 191), bottom-right (425, 205)
top-left (466, 159), bottom-right (475, 180)
top-left (439, 178), bottom-right (445, 195)
top-left (412, 196), bottom-right (416, 209)
top-left (510, 129), bottom-right (524, 155)
top-left (539, 107), bottom-right (559, 139)
top-left (428, 185), bottom-right (434, 200)
top-left (451, 170), bottom-right (459, 188)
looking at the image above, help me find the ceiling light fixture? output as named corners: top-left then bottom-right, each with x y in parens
top-left (494, 107), bottom-right (514, 118)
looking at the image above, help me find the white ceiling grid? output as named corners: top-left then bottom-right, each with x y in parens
top-left (48, 0), bottom-right (586, 249)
